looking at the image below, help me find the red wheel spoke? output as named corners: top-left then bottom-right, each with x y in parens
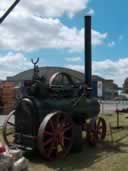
top-left (44, 138), bottom-right (53, 146)
top-left (62, 117), bottom-right (66, 124)
top-left (97, 118), bottom-right (104, 128)
top-left (59, 134), bottom-right (64, 146)
top-left (98, 126), bottom-right (103, 129)
top-left (59, 118), bottom-right (66, 130)
top-left (97, 124), bottom-right (103, 130)
top-left (97, 132), bottom-right (102, 137)
top-left (60, 122), bottom-right (65, 130)
top-left (49, 120), bottom-right (55, 130)
top-left (47, 142), bottom-right (55, 158)
top-left (44, 131), bottom-right (54, 136)
top-left (97, 119), bottom-right (101, 128)
top-left (62, 117), bottom-right (70, 128)
top-left (56, 114), bottom-right (60, 126)
top-left (87, 118), bottom-right (106, 145)
top-left (97, 129), bottom-right (103, 133)
top-left (38, 112), bottom-right (73, 160)
top-left (64, 125), bottom-right (72, 132)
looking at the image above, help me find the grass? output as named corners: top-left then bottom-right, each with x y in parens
top-left (0, 129), bottom-right (3, 142)
top-left (1, 113), bottom-right (128, 171)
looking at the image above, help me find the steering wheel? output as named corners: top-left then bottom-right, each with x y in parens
top-left (49, 72), bottom-right (75, 88)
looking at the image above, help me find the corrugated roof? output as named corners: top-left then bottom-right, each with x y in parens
top-left (7, 66), bottom-right (104, 82)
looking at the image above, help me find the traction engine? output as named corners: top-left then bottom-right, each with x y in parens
top-left (2, 16), bottom-right (107, 160)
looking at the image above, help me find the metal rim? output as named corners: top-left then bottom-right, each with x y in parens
top-left (37, 111), bottom-right (73, 160)
top-left (87, 117), bottom-right (106, 145)
top-left (49, 72), bottom-right (74, 87)
top-left (2, 110), bottom-right (15, 146)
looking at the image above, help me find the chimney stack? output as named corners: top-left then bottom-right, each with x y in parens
top-left (84, 16), bottom-right (92, 97)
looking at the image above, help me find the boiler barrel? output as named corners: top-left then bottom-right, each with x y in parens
top-left (72, 97), bottom-right (100, 119)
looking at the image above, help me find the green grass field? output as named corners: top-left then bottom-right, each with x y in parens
top-left (1, 113), bottom-right (128, 171)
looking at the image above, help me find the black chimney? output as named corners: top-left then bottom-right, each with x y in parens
top-left (84, 16), bottom-right (92, 97)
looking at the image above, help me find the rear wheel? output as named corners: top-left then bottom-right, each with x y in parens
top-left (2, 110), bottom-right (15, 146)
top-left (37, 111), bottom-right (73, 160)
top-left (87, 117), bottom-right (106, 145)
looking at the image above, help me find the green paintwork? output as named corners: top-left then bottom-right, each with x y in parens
top-left (34, 95), bottom-right (100, 122)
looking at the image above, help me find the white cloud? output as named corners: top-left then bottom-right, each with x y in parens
top-left (92, 59), bottom-right (128, 86)
top-left (0, 52), bottom-right (32, 79)
top-left (65, 64), bottom-right (84, 72)
top-left (108, 41), bottom-right (115, 47)
top-left (0, 0), bottom-right (107, 51)
top-left (0, 16), bottom-right (107, 51)
top-left (87, 9), bottom-right (95, 15)
top-left (0, 0), bottom-right (89, 18)
top-left (65, 58), bottom-right (128, 86)
top-left (92, 29), bottom-right (107, 46)
top-left (65, 57), bottom-right (81, 62)
top-left (0, 51), bottom-right (127, 87)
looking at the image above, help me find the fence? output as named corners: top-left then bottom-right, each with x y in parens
top-left (99, 100), bottom-right (128, 114)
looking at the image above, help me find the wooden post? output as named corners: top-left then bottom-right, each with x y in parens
top-left (116, 110), bottom-right (120, 128)
top-left (109, 123), bottom-right (114, 143)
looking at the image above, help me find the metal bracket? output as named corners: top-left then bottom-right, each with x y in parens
top-left (31, 57), bottom-right (40, 81)
top-left (31, 57), bottom-right (39, 66)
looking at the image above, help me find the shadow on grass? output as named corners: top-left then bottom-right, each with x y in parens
top-left (24, 125), bottom-right (128, 171)
top-left (27, 141), bottom-right (123, 171)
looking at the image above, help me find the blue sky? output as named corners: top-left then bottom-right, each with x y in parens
top-left (0, 0), bottom-right (128, 86)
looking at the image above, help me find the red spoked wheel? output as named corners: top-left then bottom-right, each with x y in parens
top-left (37, 111), bottom-right (73, 160)
top-left (87, 117), bottom-right (106, 145)
top-left (2, 110), bottom-right (15, 146)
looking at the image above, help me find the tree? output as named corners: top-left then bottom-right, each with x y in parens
top-left (123, 78), bottom-right (128, 93)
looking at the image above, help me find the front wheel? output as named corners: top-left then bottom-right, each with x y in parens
top-left (37, 111), bottom-right (73, 160)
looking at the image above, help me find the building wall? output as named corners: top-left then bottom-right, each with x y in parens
top-left (103, 80), bottom-right (115, 100)
top-left (0, 81), bottom-right (16, 114)
top-left (7, 67), bottom-right (118, 100)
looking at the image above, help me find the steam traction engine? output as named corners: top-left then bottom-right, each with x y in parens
top-left (2, 16), bottom-right (106, 160)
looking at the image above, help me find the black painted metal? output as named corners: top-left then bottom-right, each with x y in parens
top-left (0, 0), bottom-right (20, 24)
top-left (31, 57), bottom-right (40, 81)
top-left (14, 98), bottom-right (38, 149)
top-left (49, 72), bottom-right (74, 87)
top-left (85, 16), bottom-right (92, 97)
